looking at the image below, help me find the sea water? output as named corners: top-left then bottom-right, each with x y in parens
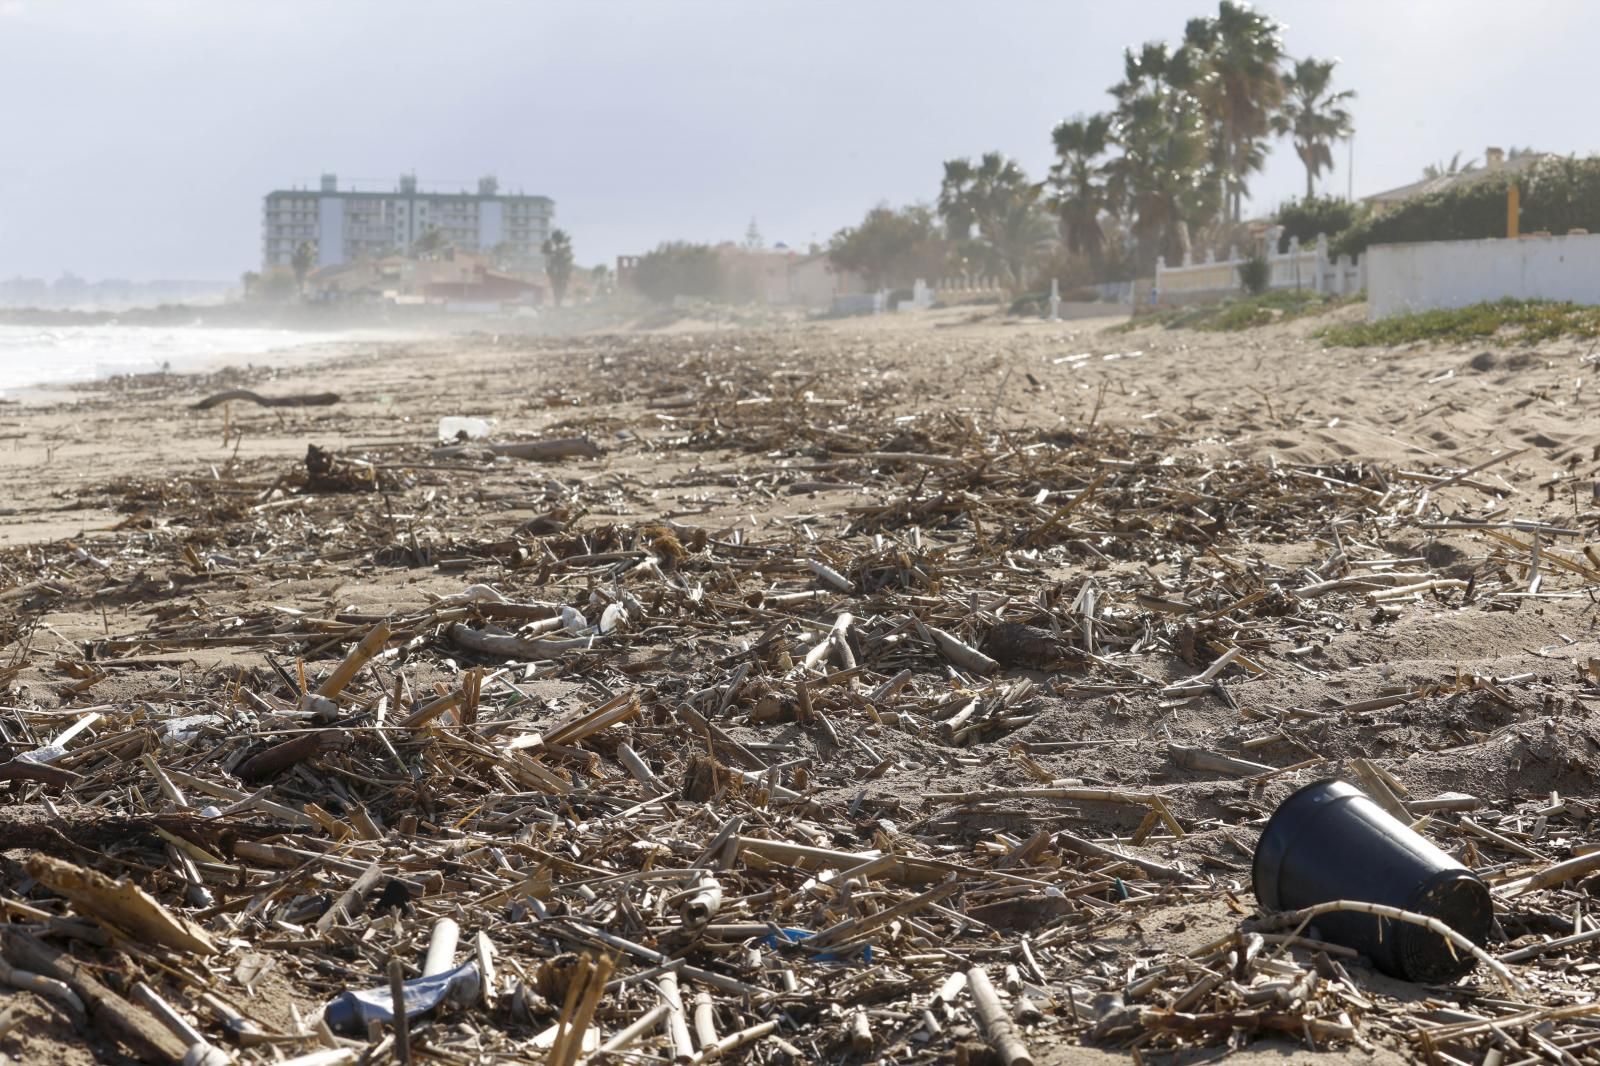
top-left (0, 323), bottom-right (356, 396)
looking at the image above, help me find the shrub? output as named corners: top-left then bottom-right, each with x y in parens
top-left (1275, 196), bottom-right (1363, 253)
top-left (1334, 156), bottom-right (1600, 257)
top-left (1008, 291), bottom-right (1047, 316)
top-left (632, 242), bottom-right (724, 304)
top-left (1238, 255), bottom-right (1270, 295)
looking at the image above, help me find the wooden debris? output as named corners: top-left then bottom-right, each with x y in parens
top-left (192, 388), bottom-right (341, 409)
top-left (967, 965), bottom-right (1033, 1066)
top-left (0, 929), bottom-right (190, 1063)
top-left (23, 854), bottom-right (219, 956)
top-left (3, 330), bottom-right (1598, 1066)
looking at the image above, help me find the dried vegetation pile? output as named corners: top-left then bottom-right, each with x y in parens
top-left (1, 331), bottom-right (1598, 1065)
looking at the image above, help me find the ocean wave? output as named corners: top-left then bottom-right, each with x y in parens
top-left (0, 324), bottom-right (351, 395)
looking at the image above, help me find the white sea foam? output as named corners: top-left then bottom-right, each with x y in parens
top-left (0, 323), bottom-right (366, 396)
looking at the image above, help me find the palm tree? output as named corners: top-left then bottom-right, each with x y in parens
top-left (411, 226), bottom-right (448, 257)
top-left (989, 185), bottom-right (1056, 289)
top-left (1184, 1), bottom-right (1286, 223)
top-left (542, 229), bottom-right (575, 306)
top-left (937, 152), bottom-right (1049, 288)
top-left (1272, 57), bottom-right (1355, 199)
top-left (290, 241), bottom-right (316, 294)
top-left (1106, 43), bottom-right (1220, 271)
top-left (1422, 151), bottom-right (1477, 180)
top-left (1047, 114), bottom-right (1114, 268)
top-left (938, 153), bottom-right (1030, 240)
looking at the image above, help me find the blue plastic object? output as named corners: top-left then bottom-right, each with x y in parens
top-left (759, 927), bottom-right (873, 963)
top-left (323, 961), bottom-right (480, 1035)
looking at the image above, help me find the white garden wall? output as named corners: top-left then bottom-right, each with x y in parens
top-left (1367, 233), bottom-right (1600, 320)
top-left (1151, 233), bottom-right (1364, 309)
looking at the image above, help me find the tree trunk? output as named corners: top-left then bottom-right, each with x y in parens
top-left (1007, 253), bottom-right (1026, 293)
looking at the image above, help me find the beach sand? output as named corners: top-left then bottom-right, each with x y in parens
top-left (1, 306), bottom-right (1596, 1064)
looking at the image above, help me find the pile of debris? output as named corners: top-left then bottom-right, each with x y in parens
top-left (1, 333), bottom-right (1598, 1064)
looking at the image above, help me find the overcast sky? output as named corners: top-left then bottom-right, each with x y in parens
top-left (2, 0), bottom-right (1595, 281)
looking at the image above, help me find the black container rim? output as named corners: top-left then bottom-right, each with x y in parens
top-left (1398, 865), bottom-right (1493, 982)
top-left (1252, 777), bottom-right (1356, 912)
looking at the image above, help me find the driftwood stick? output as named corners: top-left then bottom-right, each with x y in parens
top-left (617, 743), bottom-right (661, 792)
top-left (691, 990), bottom-right (718, 1051)
top-left (1247, 900), bottom-right (1526, 995)
top-left (658, 970), bottom-right (693, 1063)
top-left (676, 704), bottom-right (767, 772)
top-left (548, 954), bottom-right (596, 1066)
top-left (448, 623), bottom-right (593, 661)
top-left (192, 389), bottom-right (340, 410)
top-left (687, 1019), bottom-right (778, 1064)
top-left (1459, 816), bottom-right (1545, 862)
top-left (1495, 851), bottom-right (1600, 897)
top-left (389, 957), bottom-right (411, 1065)
top-left (733, 836), bottom-right (878, 870)
top-left (1160, 646), bottom-right (1242, 696)
top-left (130, 983), bottom-right (228, 1065)
top-left (0, 760), bottom-right (80, 788)
top-left (808, 879), bottom-right (959, 948)
top-left (562, 953), bottom-right (613, 1066)
top-left (0, 928), bottom-right (189, 1064)
top-left (594, 1001), bottom-right (670, 1056)
top-left (432, 437), bottom-right (601, 461)
top-left (966, 965), bottom-right (1033, 1066)
top-left (1167, 744), bottom-right (1274, 778)
top-left (546, 693), bottom-right (641, 746)
top-left (1137, 1007), bottom-right (1355, 1042)
top-left (0, 956), bottom-right (85, 1018)
top-left (1052, 831), bottom-right (1193, 883)
top-left (236, 729), bottom-right (343, 783)
top-left (850, 1010), bottom-right (873, 1052)
top-left (1367, 578), bottom-right (1470, 602)
top-left (924, 624), bottom-right (998, 674)
top-left (807, 559), bottom-right (853, 592)
top-left (1498, 926), bottom-right (1600, 963)
top-left (859, 450), bottom-right (967, 469)
top-left (24, 854), bottom-right (219, 955)
top-left (315, 861), bottom-right (385, 934)
top-left (316, 622), bottom-right (391, 699)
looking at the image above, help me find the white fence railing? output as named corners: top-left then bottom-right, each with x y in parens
top-left (1153, 233), bottom-right (1365, 306)
top-left (931, 276), bottom-right (1009, 303)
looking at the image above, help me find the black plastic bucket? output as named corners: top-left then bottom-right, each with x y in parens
top-left (1253, 779), bottom-right (1492, 983)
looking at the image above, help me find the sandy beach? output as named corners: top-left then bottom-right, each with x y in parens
top-left (2, 308), bottom-right (1598, 1064)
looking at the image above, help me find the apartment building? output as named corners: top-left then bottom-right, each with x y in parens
top-left (261, 173), bottom-right (554, 273)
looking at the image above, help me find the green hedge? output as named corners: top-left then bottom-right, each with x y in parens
top-left (1275, 196), bottom-right (1364, 253)
top-left (1334, 156), bottom-right (1600, 258)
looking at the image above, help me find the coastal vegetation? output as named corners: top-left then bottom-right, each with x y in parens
top-left (829, 2), bottom-right (1359, 294)
top-left (1319, 298), bottom-right (1600, 347)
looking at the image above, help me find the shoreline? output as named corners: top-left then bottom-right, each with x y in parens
top-left (0, 326), bottom-right (423, 405)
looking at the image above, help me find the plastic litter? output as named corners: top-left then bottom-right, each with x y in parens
top-left (1253, 779), bottom-right (1492, 982)
top-left (438, 416), bottom-right (494, 443)
top-left (323, 960), bottom-right (480, 1035)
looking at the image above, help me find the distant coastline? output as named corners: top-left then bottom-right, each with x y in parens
top-left (0, 301), bottom-right (411, 331)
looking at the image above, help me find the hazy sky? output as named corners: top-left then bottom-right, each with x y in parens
top-left (2, 0), bottom-right (1596, 281)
